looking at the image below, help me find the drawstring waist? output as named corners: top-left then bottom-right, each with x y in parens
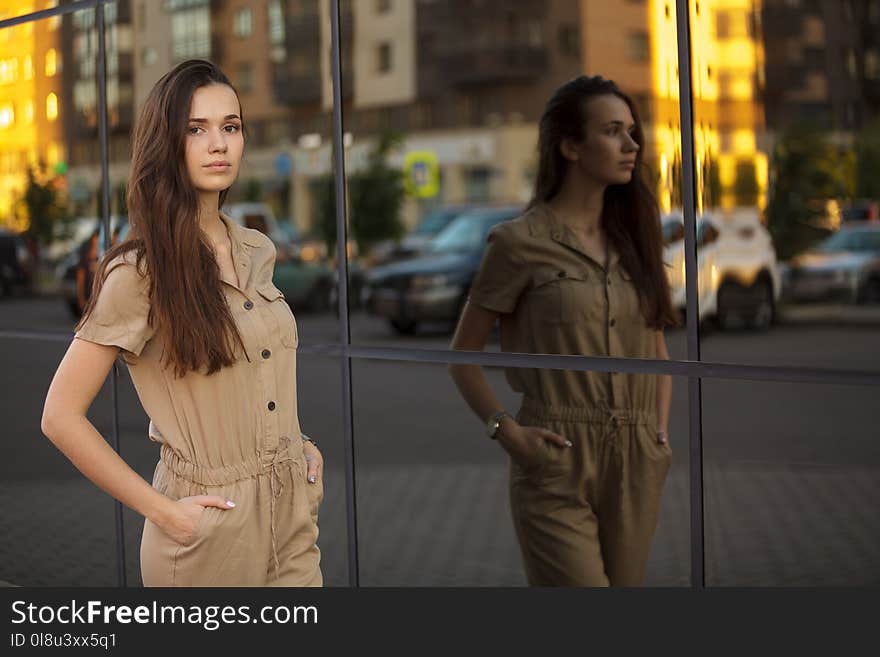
top-left (158, 436), bottom-right (300, 579)
top-left (519, 398), bottom-right (655, 426)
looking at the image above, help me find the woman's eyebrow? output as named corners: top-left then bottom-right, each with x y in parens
top-left (603, 120), bottom-right (636, 129)
top-left (188, 114), bottom-right (241, 123)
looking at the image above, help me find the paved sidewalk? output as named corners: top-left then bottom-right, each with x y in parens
top-left (2, 461), bottom-right (878, 587)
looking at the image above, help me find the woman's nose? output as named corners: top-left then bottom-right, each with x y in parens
top-left (210, 131), bottom-right (228, 153)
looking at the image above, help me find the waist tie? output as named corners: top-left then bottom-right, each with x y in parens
top-left (159, 436), bottom-right (297, 579)
top-left (519, 398), bottom-right (655, 442)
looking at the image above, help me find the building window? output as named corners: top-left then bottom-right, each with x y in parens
top-left (866, 50), bottom-right (880, 79)
top-left (45, 49), bottom-right (58, 77)
top-left (171, 6), bottom-right (211, 60)
top-left (24, 99), bottom-right (33, 124)
top-left (46, 93), bottom-right (58, 121)
top-left (464, 167), bottom-right (491, 203)
top-left (142, 47), bottom-right (157, 67)
top-left (626, 31), bottom-right (650, 63)
top-left (376, 42), bottom-right (392, 74)
top-left (268, 0), bottom-right (285, 45)
top-left (0, 58), bottom-right (18, 84)
top-left (558, 25), bottom-right (579, 57)
top-left (24, 55), bottom-right (33, 80)
top-left (237, 63), bottom-right (253, 92)
top-left (0, 103), bottom-right (13, 129)
top-left (234, 8), bottom-right (253, 38)
top-left (845, 48), bottom-right (857, 78)
top-left (376, 0), bottom-right (391, 13)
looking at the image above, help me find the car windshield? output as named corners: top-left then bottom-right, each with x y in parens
top-left (428, 212), bottom-right (509, 253)
top-left (662, 218), bottom-right (684, 245)
top-left (819, 230), bottom-right (880, 253)
top-left (413, 207), bottom-right (463, 236)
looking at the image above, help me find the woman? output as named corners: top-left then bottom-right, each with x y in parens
top-left (41, 60), bottom-right (323, 587)
top-left (449, 76), bottom-right (677, 587)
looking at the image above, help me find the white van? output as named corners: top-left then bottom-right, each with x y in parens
top-left (662, 209), bottom-right (781, 330)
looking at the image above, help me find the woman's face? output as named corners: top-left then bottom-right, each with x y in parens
top-left (562, 94), bottom-right (640, 187)
top-left (184, 83), bottom-right (244, 196)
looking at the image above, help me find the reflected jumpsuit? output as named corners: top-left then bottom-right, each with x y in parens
top-left (469, 203), bottom-right (671, 586)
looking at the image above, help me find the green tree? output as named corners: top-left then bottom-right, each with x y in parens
top-left (855, 119), bottom-right (880, 200)
top-left (314, 130), bottom-right (406, 254)
top-left (21, 168), bottom-right (67, 255)
top-left (765, 124), bottom-right (854, 260)
top-left (242, 178), bottom-right (263, 202)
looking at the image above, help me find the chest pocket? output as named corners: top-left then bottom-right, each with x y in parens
top-left (257, 284), bottom-right (299, 348)
top-left (528, 267), bottom-right (605, 325)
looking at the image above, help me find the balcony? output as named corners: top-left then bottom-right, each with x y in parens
top-left (273, 72), bottom-right (322, 105)
top-left (437, 45), bottom-right (547, 87)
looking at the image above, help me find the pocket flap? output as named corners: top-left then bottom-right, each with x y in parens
top-left (256, 283), bottom-right (285, 302)
top-left (533, 267), bottom-right (590, 287)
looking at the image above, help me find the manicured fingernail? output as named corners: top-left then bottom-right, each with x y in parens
top-left (564, 440), bottom-right (573, 447)
top-left (226, 500), bottom-right (236, 507)
top-left (308, 475), bottom-right (316, 483)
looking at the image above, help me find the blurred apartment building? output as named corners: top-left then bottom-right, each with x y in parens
top-left (11, 0), bottom-right (877, 234)
top-left (0, 0), bottom-right (64, 230)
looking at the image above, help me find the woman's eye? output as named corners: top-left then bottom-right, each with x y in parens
top-left (224, 124), bottom-right (240, 133)
top-left (188, 126), bottom-right (203, 135)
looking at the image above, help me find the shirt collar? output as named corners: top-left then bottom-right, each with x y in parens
top-left (527, 201), bottom-right (620, 268)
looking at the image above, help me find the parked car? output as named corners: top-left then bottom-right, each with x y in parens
top-left (781, 224), bottom-right (880, 304)
top-left (839, 199), bottom-right (879, 224)
top-left (364, 205), bottom-right (522, 334)
top-left (56, 216), bottom-right (128, 318)
top-left (0, 229), bottom-right (35, 298)
top-left (662, 210), bottom-right (781, 329)
top-left (223, 202), bottom-right (337, 312)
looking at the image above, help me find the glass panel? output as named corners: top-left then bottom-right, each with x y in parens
top-left (342, 0), bottom-right (687, 361)
top-left (0, 335), bottom-right (117, 586)
top-left (353, 359), bottom-right (690, 586)
top-left (690, 0), bottom-right (880, 371)
top-left (703, 378), bottom-right (880, 585)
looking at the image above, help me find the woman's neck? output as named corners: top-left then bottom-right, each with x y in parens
top-left (197, 192), bottom-right (225, 242)
top-left (547, 172), bottom-right (606, 235)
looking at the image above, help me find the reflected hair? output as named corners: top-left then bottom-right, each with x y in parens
top-left (530, 75), bottom-right (677, 329)
top-left (77, 59), bottom-right (247, 376)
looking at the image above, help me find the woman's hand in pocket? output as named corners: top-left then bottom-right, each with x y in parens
top-left (498, 420), bottom-right (571, 471)
top-left (158, 495), bottom-right (235, 545)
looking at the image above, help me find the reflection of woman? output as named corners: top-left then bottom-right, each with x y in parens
top-left (41, 60), bottom-right (323, 586)
top-left (450, 76), bottom-right (677, 586)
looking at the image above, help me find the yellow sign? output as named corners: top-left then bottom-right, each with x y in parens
top-left (403, 151), bottom-right (439, 198)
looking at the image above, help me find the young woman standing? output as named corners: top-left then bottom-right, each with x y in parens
top-left (41, 60), bottom-right (323, 586)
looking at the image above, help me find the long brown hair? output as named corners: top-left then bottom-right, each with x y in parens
top-left (530, 75), bottom-right (677, 329)
top-left (78, 59), bottom-right (246, 376)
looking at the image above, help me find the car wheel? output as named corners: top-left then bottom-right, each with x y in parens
top-left (859, 277), bottom-right (880, 304)
top-left (390, 318), bottom-right (418, 335)
top-left (745, 279), bottom-right (774, 330)
top-left (715, 283), bottom-right (738, 331)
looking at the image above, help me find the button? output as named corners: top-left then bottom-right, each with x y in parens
top-left (557, 271), bottom-right (566, 278)
top-left (267, 401), bottom-right (276, 411)
top-left (261, 349), bottom-right (271, 359)
top-left (609, 318), bottom-right (616, 327)
top-left (243, 300), bottom-right (254, 310)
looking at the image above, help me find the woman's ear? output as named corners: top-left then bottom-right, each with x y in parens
top-left (559, 137), bottom-right (580, 162)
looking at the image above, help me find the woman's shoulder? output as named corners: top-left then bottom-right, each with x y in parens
top-left (101, 250), bottom-right (150, 294)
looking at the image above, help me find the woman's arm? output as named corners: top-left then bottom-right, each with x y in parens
top-left (449, 301), bottom-right (568, 463)
top-left (41, 339), bottom-right (232, 543)
top-left (654, 329), bottom-right (672, 443)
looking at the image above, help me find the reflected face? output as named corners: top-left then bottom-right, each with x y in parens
top-left (563, 94), bottom-right (640, 187)
top-left (184, 83), bottom-right (244, 196)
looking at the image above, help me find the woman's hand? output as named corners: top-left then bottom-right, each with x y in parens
top-left (303, 440), bottom-right (323, 484)
top-left (498, 419), bottom-right (570, 470)
top-left (157, 495), bottom-right (235, 545)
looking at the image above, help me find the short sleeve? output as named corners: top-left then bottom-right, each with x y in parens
top-left (75, 259), bottom-right (154, 357)
top-left (468, 224), bottom-right (531, 314)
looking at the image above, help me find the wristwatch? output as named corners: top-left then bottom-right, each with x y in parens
top-left (486, 410), bottom-right (510, 440)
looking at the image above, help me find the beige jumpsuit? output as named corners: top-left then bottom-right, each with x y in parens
top-left (75, 213), bottom-right (322, 587)
top-left (469, 203), bottom-right (671, 586)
